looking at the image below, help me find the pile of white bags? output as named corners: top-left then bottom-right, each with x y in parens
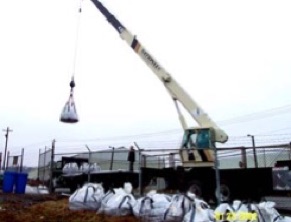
top-left (69, 182), bottom-right (104, 211)
top-left (62, 162), bottom-right (80, 175)
top-left (79, 163), bottom-right (101, 174)
top-left (67, 183), bottom-right (291, 222)
top-left (97, 182), bottom-right (136, 216)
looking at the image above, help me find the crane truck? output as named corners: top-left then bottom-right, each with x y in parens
top-left (87, 0), bottom-right (230, 202)
top-left (53, 0), bottom-right (291, 205)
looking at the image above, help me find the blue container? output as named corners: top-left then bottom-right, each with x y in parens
top-left (15, 172), bottom-right (28, 194)
top-left (3, 171), bottom-right (17, 193)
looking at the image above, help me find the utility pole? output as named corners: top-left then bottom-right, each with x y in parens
top-left (2, 127), bottom-right (13, 170)
top-left (247, 134), bottom-right (258, 168)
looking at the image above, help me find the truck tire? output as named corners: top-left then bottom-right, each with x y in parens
top-left (215, 183), bottom-right (231, 202)
top-left (188, 180), bottom-right (202, 198)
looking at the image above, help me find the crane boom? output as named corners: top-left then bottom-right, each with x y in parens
top-left (90, 0), bottom-right (228, 165)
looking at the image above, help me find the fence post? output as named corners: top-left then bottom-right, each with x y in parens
top-left (241, 147), bottom-right (247, 168)
top-left (214, 147), bottom-right (221, 205)
top-left (37, 149), bottom-right (41, 180)
top-left (142, 155), bottom-right (146, 168)
top-left (49, 140), bottom-right (55, 193)
top-left (42, 147), bottom-right (47, 185)
top-left (247, 134), bottom-right (258, 168)
top-left (85, 145), bottom-right (91, 183)
top-left (134, 142), bottom-right (143, 197)
top-left (20, 148), bottom-right (24, 173)
top-left (109, 146), bottom-right (115, 170)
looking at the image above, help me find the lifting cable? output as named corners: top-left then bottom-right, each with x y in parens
top-left (60, 0), bottom-right (83, 123)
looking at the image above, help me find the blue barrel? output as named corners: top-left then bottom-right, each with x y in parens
top-left (3, 171), bottom-right (17, 193)
top-left (15, 172), bottom-right (28, 194)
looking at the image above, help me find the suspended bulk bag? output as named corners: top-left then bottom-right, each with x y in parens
top-left (60, 78), bottom-right (79, 123)
top-left (60, 95), bottom-right (79, 123)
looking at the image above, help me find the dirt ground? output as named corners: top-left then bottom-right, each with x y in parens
top-left (0, 192), bottom-right (139, 222)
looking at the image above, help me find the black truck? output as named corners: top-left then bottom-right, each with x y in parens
top-left (52, 156), bottom-right (291, 204)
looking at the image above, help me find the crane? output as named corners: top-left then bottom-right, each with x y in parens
top-left (89, 0), bottom-right (228, 166)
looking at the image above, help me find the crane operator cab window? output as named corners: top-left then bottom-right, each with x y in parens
top-left (181, 128), bottom-right (215, 163)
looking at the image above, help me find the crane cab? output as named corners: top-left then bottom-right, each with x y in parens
top-left (179, 127), bottom-right (216, 167)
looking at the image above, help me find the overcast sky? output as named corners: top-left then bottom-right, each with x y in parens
top-left (0, 0), bottom-right (291, 166)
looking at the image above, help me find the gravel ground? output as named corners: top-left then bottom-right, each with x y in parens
top-left (0, 192), bottom-right (138, 222)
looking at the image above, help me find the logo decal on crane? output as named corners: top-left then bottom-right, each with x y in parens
top-left (140, 48), bottom-right (161, 71)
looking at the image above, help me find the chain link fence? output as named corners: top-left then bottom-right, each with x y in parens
top-left (51, 144), bottom-right (291, 172)
top-left (53, 147), bottom-right (182, 172)
top-left (35, 142), bottom-right (291, 195)
top-left (55, 148), bottom-right (141, 172)
top-left (218, 144), bottom-right (291, 169)
top-left (5, 148), bottom-right (25, 172)
top-left (38, 148), bottom-right (53, 183)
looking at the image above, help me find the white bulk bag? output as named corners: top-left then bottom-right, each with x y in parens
top-left (214, 200), bottom-right (253, 222)
top-left (69, 183), bottom-right (104, 211)
top-left (25, 185), bottom-right (39, 194)
top-left (98, 183), bottom-right (136, 216)
top-left (257, 201), bottom-right (291, 222)
top-left (60, 100), bottom-right (79, 123)
top-left (183, 198), bottom-right (214, 222)
top-left (60, 85), bottom-right (79, 124)
top-left (163, 193), bottom-right (194, 222)
top-left (133, 190), bottom-right (171, 222)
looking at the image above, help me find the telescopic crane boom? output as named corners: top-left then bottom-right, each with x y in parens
top-left (90, 0), bottom-right (228, 166)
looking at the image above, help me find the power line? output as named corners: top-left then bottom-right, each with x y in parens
top-left (9, 140), bottom-right (52, 149)
top-left (56, 128), bottom-right (183, 143)
top-left (6, 104), bottom-right (291, 153)
top-left (218, 104), bottom-right (291, 126)
top-left (17, 104), bottom-right (291, 148)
